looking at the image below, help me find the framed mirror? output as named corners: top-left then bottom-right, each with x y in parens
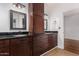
top-left (44, 19), bottom-right (48, 30)
top-left (44, 13), bottom-right (48, 30)
top-left (10, 10), bottom-right (26, 30)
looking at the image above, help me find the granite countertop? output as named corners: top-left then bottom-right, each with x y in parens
top-left (45, 31), bottom-right (58, 33)
top-left (0, 34), bottom-right (27, 39)
top-left (0, 31), bottom-right (58, 39)
top-left (0, 32), bottom-right (29, 39)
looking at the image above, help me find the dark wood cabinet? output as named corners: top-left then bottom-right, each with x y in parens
top-left (33, 33), bottom-right (57, 56)
top-left (0, 33), bottom-right (57, 56)
top-left (0, 36), bottom-right (32, 56)
top-left (29, 3), bottom-right (44, 33)
top-left (33, 34), bottom-right (48, 56)
top-left (18, 37), bottom-right (32, 56)
top-left (33, 3), bottom-right (44, 33)
top-left (10, 38), bottom-right (20, 56)
top-left (28, 3), bottom-right (57, 55)
top-left (0, 39), bottom-right (9, 56)
top-left (10, 37), bottom-right (32, 56)
top-left (47, 33), bottom-right (57, 50)
top-left (29, 3), bottom-right (46, 56)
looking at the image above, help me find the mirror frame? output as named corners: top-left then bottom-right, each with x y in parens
top-left (44, 13), bottom-right (48, 31)
top-left (10, 10), bottom-right (26, 30)
top-left (44, 19), bottom-right (48, 30)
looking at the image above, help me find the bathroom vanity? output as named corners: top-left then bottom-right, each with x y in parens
top-left (0, 31), bottom-right (57, 56)
top-left (0, 3), bottom-right (58, 56)
top-left (0, 32), bottom-right (32, 56)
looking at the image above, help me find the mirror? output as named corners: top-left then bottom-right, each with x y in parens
top-left (44, 13), bottom-right (48, 31)
top-left (10, 10), bottom-right (26, 30)
top-left (44, 19), bottom-right (48, 30)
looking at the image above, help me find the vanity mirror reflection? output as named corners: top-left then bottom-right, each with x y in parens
top-left (44, 13), bottom-right (48, 31)
top-left (10, 10), bottom-right (26, 30)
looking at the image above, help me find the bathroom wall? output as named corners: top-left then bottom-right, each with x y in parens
top-left (0, 3), bottom-right (29, 32)
top-left (64, 12), bottom-right (79, 40)
top-left (45, 3), bottom-right (79, 49)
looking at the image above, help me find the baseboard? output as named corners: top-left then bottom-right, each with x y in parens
top-left (40, 46), bottom-right (57, 56)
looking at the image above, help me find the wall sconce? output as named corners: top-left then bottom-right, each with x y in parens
top-left (12, 3), bottom-right (26, 9)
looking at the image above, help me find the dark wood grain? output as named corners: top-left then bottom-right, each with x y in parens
top-left (10, 37), bottom-right (32, 56)
top-left (48, 33), bottom-right (57, 50)
top-left (0, 40), bottom-right (9, 56)
top-left (28, 3), bottom-right (46, 55)
top-left (64, 38), bottom-right (79, 54)
top-left (33, 33), bottom-right (57, 56)
top-left (0, 33), bottom-right (57, 56)
top-left (32, 3), bottom-right (44, 33)
top-left (33, 33), bottom-right (48, 56)
top-left (28, 3), bottom-right (44, 33)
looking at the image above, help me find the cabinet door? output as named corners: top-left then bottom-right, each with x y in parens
top-left (28, 3), bottom-right (44, 33)
top-left (10, 37), bottom-right (32, 56)
top-left (0, 40), bottom-right (9, 56)
top-left (33, 3), bottom-right (44, 33)
top-left (33, 34), bottom-right (48, 56)
top-left (18, 37), bottom-right (32, 56)
top-left (48, 34), bottom-right (57, 49)
top-left (10, 38), bottom-right (20, 56)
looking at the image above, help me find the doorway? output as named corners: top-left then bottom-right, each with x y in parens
top-left (64, 9), bottom-right (79, 54)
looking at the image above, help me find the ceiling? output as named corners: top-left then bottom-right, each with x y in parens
top-left (45, 3), bottom-right (79, 16)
